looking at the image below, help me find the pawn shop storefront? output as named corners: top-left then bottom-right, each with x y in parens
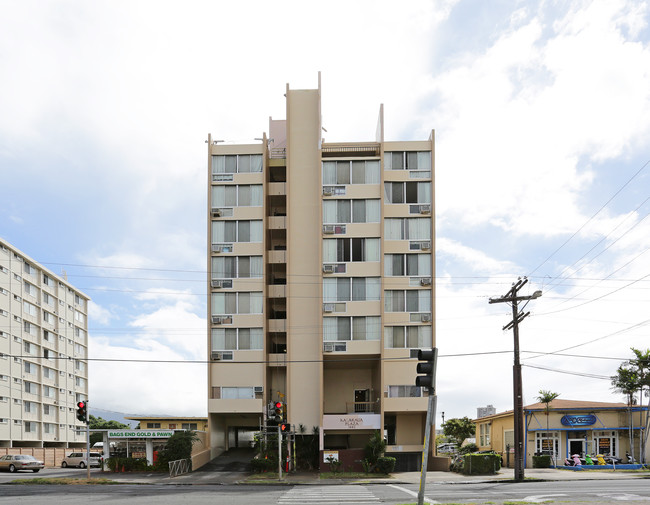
top-left (95, 429), bottom-right (175, 466)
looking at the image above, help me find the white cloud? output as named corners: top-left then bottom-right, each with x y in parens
top-left (88, 301), bottom-right (113, 326)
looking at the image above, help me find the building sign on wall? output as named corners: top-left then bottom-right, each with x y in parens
top-left (108, 430), bottom-right (174, 438)
top-left (560, 415), bottom-right (597, 427)
top-left (322, 414), bottom-right (381, 430)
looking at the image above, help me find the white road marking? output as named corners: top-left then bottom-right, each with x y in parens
top-left (521, 494), bottom-right (568, 503)
top-left (278, 484), bottom-right (379, 504)
top-left (597, 493), bottom-right (648, 501)
top-left (387, 484), bottom-right (439, 504)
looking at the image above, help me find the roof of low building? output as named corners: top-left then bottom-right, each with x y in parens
top-left (124, 416), bottom-right (207, 421)
top-left (473, 399), bottom-right (638, 422)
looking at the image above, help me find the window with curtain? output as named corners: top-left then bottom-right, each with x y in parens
top-left (221, 387), bottom-right (255, 399)
top-left (384, 218), bottom-right (431, 240)
top-left (323, 316), bottom-right (381, 341)
top-left (384, 290), bottom-right (431, 312)
top-left (211, 185), bottom-right (263, 207)
top-left (323, 238), bottom-right (380, 262)
top-left (388, 385), bottom-right (423, 397)
top-left (322, 200), bottom-right (380, 224)
top-left (384, 151), bottom-right (431, 171)
top-left (384, 326), bottom-right (432, 348)
top-left (322, 160), bottom-right (380, 184)
top-left (212, 221), bottom-right (263, 242)
top-left (323, 278), bottom-right (380, 302)
top-left (212, 256), bottom-right (263, 278)
top-left (212, 328), bottom-right (263, 350)
top-left (384, 254), bottom-right (432, 276)
top-left (212, 154), bottom-right (263, 174)
top-left (211, 292), bottom-right (263, 314)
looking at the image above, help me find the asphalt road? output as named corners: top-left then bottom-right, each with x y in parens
top-left (0, 479), bottom-right (648, 504)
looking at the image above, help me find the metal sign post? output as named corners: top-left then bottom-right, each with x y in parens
top-left (277, 425), bottom-right (283, 480)
top-left (86, 400), bottom-right (90, 480)
top-left (417, 348), bottom-right (438, 505)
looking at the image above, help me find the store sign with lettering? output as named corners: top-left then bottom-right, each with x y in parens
top-left (322, 414), bottom-right (380, 430)
top-left (108, 430), bottom-right (174, 438)
top-left (560, 415), bottom-right (596, 426)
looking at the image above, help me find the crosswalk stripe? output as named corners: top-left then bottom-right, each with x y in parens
top-left (278, 485), bottom-right (379, 504)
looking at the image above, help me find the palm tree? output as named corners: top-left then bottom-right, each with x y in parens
top-left (536, 390), bottom-right (560, 432)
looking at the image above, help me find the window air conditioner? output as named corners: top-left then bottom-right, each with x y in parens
top-left (254, 386), bottom-right (263, 394)
top-left (322, 264), bottom-right (335, 274)
top-left (211, 280), bottom-right (223, 288)
top-left (421, 314), bottom-right (431, 322)
top-left (323, 303), bottom-right (335, 313)
top-left (421, 241), bottom-right (431, 251)
top-left (211, 208), bottom-right (222, 217)
top-left (323, 343), bottom-right (334, 352)
top-left (211, 352), bottom-right (222, 361)
top-left (419, 204), bottom-right (431, 214)
top-left (211, 316), bottom-right (223, 325)
top-left (323, 225), bottom-right (335, 234)
top-left (322, 187), bottom-right (333, 196)
top-left (419, 277), bottom-right (432, 286)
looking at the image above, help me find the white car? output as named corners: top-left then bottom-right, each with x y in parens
top-left (61, 452), bottom-right (102, 468)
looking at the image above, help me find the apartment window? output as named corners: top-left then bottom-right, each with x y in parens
top-left (220, 387), bottom-right (255, 399)
top-left (388, 386), bottom-right (423, 398)
top-left (24, 381), bottom-right (39, 395)
top-left (0, 309), bottom-right (6, 317)
top-left (43, 274), bottom-right (52, 286)
top-left (43, 311), bottom-right (54, 324)
top-left (0, 287), bottom-right (6, 295)
top-left (384, 182), bottom-right (431, 204)
top-left (211, 292), bottom-right (263, 314)
top-left (44, 423), bottom-right (55, 434)
top-left (43, 292), bottom-right (54, 307)
top-left (24, 361), bottom-right (37, 374)
top-left (384, 151), bottom-right (431, 171)
top-left (24, 282), bottom-right (37, 297)
top-left (74, 343), bottom-right (84, 355)
top-left (74, 294), bottom-right (84, 307)
top-left (212, 154), bottom-right (263, 174)
top-left (384, 290), bottom-right (431, 312)
top-left (322, 200), bottom-right (380, 224)
top-left (323, 316), bottom-right (380, 341)
top-left (535, 432), bottom-right (559, 457)
top-left (24, 401), bottom-right (37, 413)
top-left (212, 184), bottom-right (263, 207)
top-left (169, 423), bottom-right (177, 429)
top-left (211, 220), bottom-right (263, 243)
top-left (23, 263), bottom-right (35, 276)
top-left (323, 278), bottom-right (380, 302)
top-left (385, 218), bottom-right (431, 240)
top-left (0, 396), bottom-right (6, 402)
top-left (43, 349), bottom-right (52, 360)
top-left (322, 160), bottom-right (380, 184)
top-left (211, 328), bottom-right (263, 350)
top-left (0, 375), bottom-right (7, 381)
top-left (43, 367), bottom-right (54, 379)
top-left (24, 342), bottom-right (35, 356)
top-left (211, 256), bottom-right (263, 279)
top-left (146, 423), bottom-right (161, 429)
top-left (23, 321), bottom-right (37, 336)
top-left (323, 238), bottom-right (380, 263)
top-left (75, 360), bottom-right (86, 373)
top-left (384, 254), bottom-right (432, 276)
top-left (23, 301), bottom-right (38, 317)
top-left (75, 377), bottom-right (87, 388)
top-left (182, 423), bottom-right (198, 431)
top-left (74, 310), bottom-right (85, 324)
top-left (384, 326), bottom-right (432, 348)
top-left (43, 385), bottom-right (55, 398)
top-left (74, 327), bottom-right (86, 340)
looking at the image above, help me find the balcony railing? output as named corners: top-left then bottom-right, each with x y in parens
top-left (346, 401), bottom-right (378, 414)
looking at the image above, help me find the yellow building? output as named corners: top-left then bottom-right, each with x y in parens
top-left (125, 416), bottom-right (208, 432)
top-left (475, 399), bottom-right (649, 467)
top-left (207, 76), bottom-right (436, 471)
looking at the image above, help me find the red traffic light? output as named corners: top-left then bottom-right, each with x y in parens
top-left (274, 402), bottom-right (282, 409)
top-left (77, 401), bottom-right (85, 409)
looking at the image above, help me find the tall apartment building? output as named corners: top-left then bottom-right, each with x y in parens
top-left (477, 404), bottom-right (496, 419)
top-left (207, 79), bottom-right (435, 469)
top-left (0, 239), bottom-right (89, 448)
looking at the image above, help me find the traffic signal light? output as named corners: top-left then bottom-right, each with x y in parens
top-left (76, 401), bottom-right (87, 423)
top-left (415, 348), bottom-right (437, 389)
top-left (280, 423), bottom-right (291, 433)
top-left (274, 401), bottom-right (284, 421)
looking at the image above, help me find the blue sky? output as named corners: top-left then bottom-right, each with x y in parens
top-left (1, 0), bottom-right (650, 425)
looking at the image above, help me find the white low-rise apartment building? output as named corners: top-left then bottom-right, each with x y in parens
top-left (0, 239), bottom-right (89, 448)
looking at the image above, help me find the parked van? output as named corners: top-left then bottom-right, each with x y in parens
top-left (61, 452), bottom-right (102, 468)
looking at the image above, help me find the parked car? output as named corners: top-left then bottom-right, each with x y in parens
top-left (0, 454), bottom-right (44, 472)
top-left (61, 452), bottom-right (102, 468)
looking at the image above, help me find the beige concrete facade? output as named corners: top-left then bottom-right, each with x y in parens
top-left (475, 399), bottom-right (650, 467)
top-left (0, 239), bottom-right (89, 448)
top-left (207, 79), bottom-right (435, 470)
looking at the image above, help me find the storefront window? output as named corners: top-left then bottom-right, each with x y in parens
top-left (593, 430), bottom-right (618, 457)
top-left (535, 431), bottom-right (559, 458)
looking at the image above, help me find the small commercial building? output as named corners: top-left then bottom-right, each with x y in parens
top-left (124, 416), bottom-right (208, 432)
top-left (474, 399), bottom-right (649, 467)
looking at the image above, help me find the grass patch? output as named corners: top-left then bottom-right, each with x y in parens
top-left (320, 472), bottom-right (389, 479)
top-left (10, 477), bottom-right (119, 485)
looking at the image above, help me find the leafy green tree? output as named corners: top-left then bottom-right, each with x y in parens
top-left (443, 417), bottom-right (476, 447)
top-left (536, 390), bottom-right (560, 432)
top-left (364, 430), bottom-right (387, 469)
top-left (611, 348), bottom-right (650, 463)
top-left (88, 415), bottom-right (131, 445)
top-left (154, 430), bottom-right (199, 471)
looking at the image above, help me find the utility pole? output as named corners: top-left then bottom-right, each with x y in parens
top-left (489, 277), bottom-right (541, 482)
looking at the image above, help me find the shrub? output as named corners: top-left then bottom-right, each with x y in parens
top-left (375, 456), bottom-right (396, 475)
top-left (326, 455), bottom-right (342, 473)
top-left (458, 443), bottom-right (479, 455)
top-left (532, 454), bottom-right (551, 468)
top-left (462, 453), bottom-right (501, 475)
top-left (361, 459), bottom-right (373, 474)
top-left (106, 457), bottom-right (150, 472)
top-left (250, 458), bottom-right (276, 473)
